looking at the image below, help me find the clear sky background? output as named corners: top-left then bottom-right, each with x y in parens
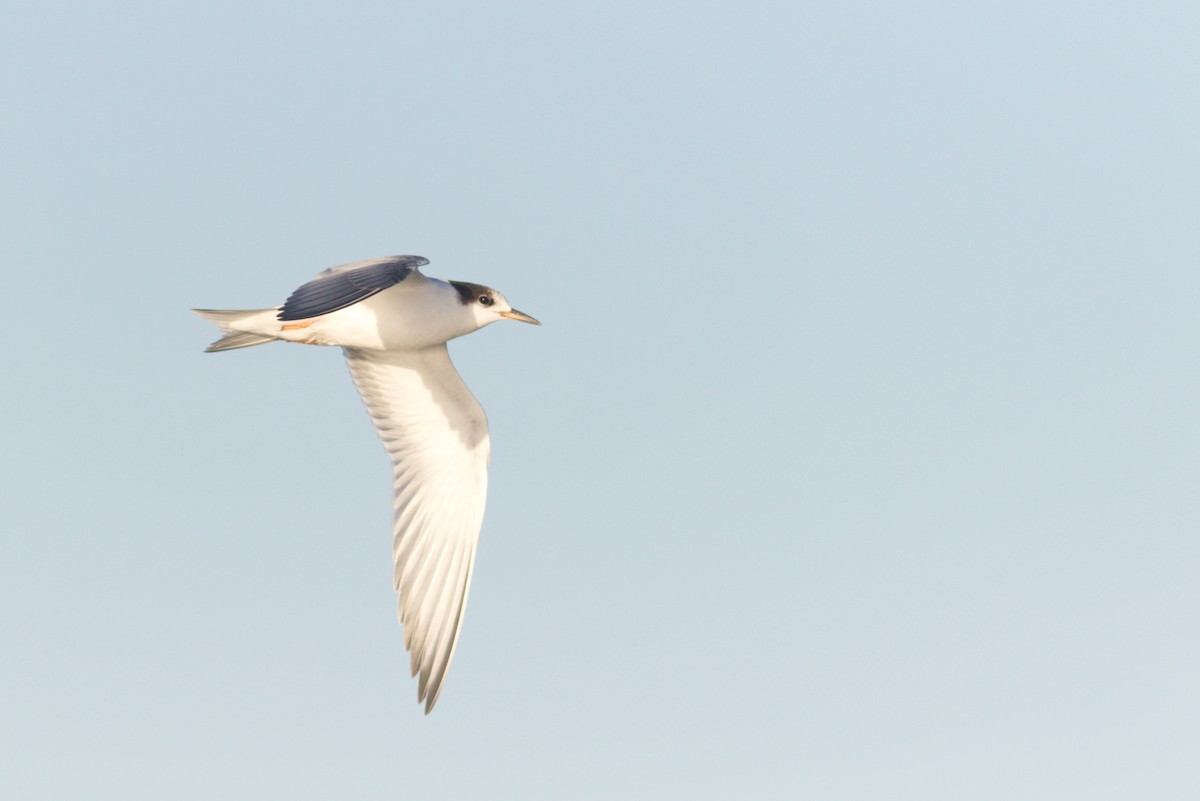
top-left (2, 2), bottom-right (1197, 798)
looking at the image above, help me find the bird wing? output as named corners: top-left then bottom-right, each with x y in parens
top-left (343, 345), bottom-right (490, 713)
top-left (279, 255), bottom-right (431, 321)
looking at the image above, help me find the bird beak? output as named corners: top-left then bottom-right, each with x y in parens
top-left (500, 309), bottom-right (541, 325)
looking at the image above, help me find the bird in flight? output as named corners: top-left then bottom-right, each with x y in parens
top-left (194, 255), bottom-right (540, 713)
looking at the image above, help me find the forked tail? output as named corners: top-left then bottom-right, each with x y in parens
top-left (192, 308), bottom-right (280, 352)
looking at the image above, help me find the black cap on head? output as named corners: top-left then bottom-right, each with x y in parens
top-left (449, 281), bottom-right (493, 305)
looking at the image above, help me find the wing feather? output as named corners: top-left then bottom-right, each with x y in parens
top-left (279, 256), bottom-right (430, 321)
top-left (343, 345), bottom-right (489, 714)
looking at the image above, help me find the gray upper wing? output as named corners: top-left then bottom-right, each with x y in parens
top-left (277, 255), bottom-right (430, 321)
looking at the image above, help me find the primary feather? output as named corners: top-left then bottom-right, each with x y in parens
top-left (344, 346), bottom-right (490, 713)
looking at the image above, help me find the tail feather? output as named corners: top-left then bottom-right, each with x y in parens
top-left (193, 308), bottom-right (280, 352)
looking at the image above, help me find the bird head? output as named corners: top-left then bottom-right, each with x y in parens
top-left (450, 281), bottom-right (541, 329)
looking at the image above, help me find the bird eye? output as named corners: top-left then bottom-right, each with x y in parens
top-left (479, 295), bottom-right (494, 306)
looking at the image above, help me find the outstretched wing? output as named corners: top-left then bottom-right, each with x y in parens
top-left (279, 255), bottom-right (430, 321)
top-left (344, 345), bottom-right (490, 714)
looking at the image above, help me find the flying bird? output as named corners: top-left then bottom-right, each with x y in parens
top-left (194, 255), bottom-right (540, 713)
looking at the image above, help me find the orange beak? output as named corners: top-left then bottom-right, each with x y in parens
top-left (499, 309), bottom-right (541, 325)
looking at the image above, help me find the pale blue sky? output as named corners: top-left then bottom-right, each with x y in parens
top-left (2, 1), bottom-right (1197, 798)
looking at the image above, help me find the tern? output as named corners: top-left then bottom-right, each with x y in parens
top-left (194, 255), bottom-right (540, 713)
